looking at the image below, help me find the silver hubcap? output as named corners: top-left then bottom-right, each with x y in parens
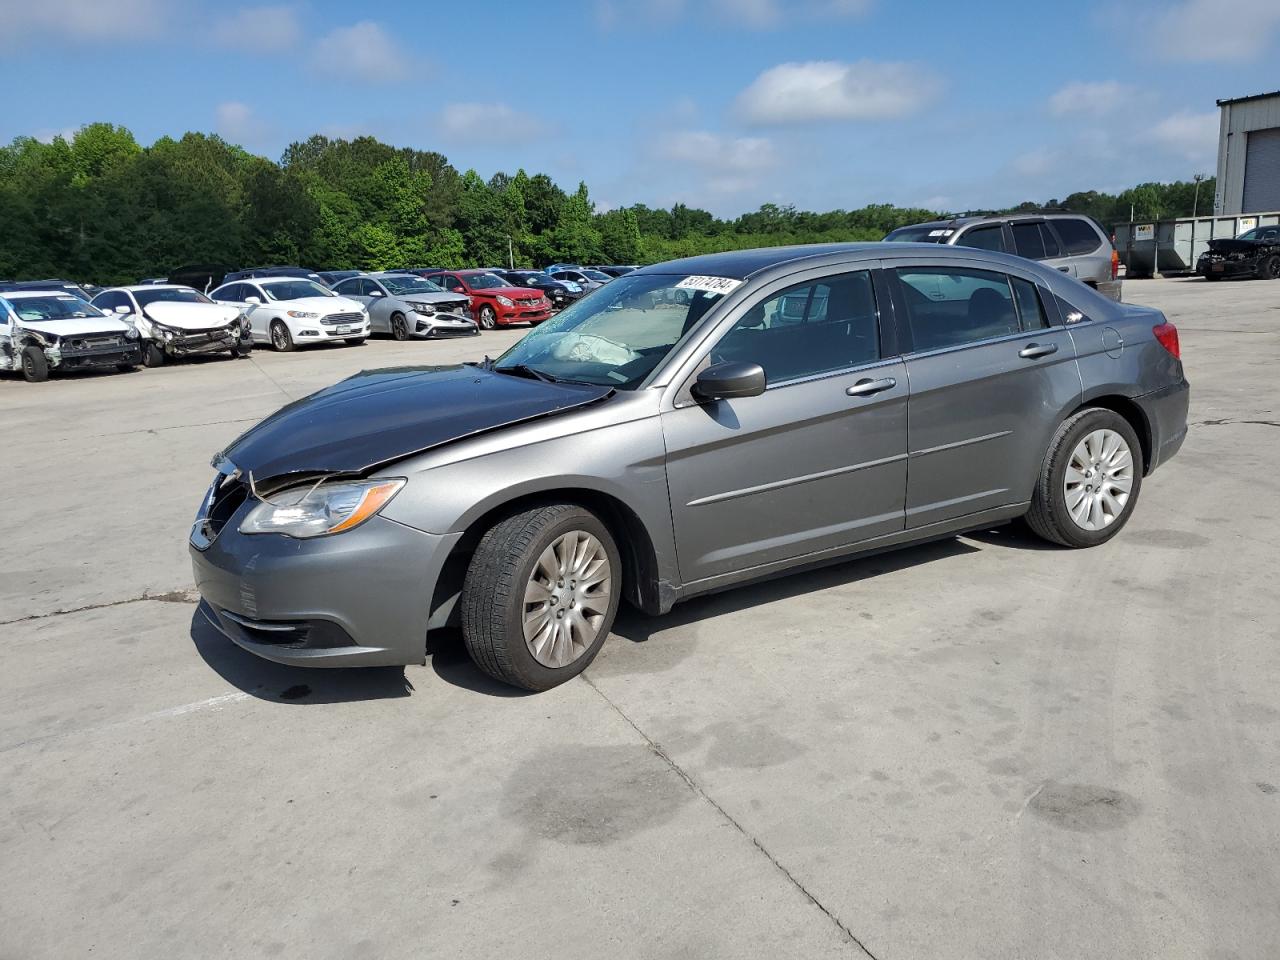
top-left (1065, 428), bottom-right (1134, 531)
top-left (522, 530), bottom-right (611, 669)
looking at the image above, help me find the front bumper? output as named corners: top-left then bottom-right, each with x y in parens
top-left (190, 512), bottom-right (461, 667)
top-left (53, 339), bottom-right (142, 370)
top-left (497, 305), bottom-right (552, 325)
top-left (1197, 257), bottom-right (1255, 278)
top-left (414, 315), bottom-right (479, 338)
top-left (295, 321), bottom-right (370, 342)
top-left (1136, 377), bottom-right (1190, 474)
top-left (162, 328), bottom-right (244, 356)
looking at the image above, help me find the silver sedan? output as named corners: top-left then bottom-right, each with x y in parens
top-left (332, 272), bottom-right (477, 339)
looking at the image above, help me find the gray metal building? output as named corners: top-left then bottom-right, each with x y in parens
top-left (1215, 91), bottom-right (1280, 215)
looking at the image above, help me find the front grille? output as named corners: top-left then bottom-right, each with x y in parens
top-left (515, 297), bottom-right (542, 307)
top-left (66, 334), bottom-right (124, 351)
top-left (321, 312), bottom-right (363, 325)
top-left (196, 473), bottom-right (248, 546)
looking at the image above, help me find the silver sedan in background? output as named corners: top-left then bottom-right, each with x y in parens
top-left (333, 272), bottom-right (477, 339)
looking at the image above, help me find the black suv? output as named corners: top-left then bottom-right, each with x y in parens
top-left (494, 270), bottom-right (583, 309)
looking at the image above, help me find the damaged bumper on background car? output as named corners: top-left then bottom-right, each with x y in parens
top-left (39, 331), bottom-right (142, 371)
top-left (153, 319), bottom-right (250, 356)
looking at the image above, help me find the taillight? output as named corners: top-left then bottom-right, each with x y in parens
top-left (1111, 247), bottom-right (1120, 280)
top-left (1153, 321), bottom-right (1180, 359)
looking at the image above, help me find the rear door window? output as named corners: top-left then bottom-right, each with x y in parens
top-left (1012, 222), bottom-right (1049, 259)
top-left (1010, 277), bottom-right (1049, 331)
top-left (955, 225), bottom-right (1006, 252)
top-left (895, 267), bottom-right (1021, 351)
top-left (1052, 218), bottom-right (1104, 256)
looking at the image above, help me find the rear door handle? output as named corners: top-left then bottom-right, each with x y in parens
top-left (1019, 342), bottom-right (1059, 359)
top-left (846, 376), bottom-right (897, 397)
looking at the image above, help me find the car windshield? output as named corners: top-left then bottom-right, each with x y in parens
top-left (1237, 227), bottom-right (1280, 241)
top-left (885, 225), bottom-right (954, 242)
top-left (382, 275), bottom-right (444, 295)
top-left (494, 273), bottom-right (734, 389)
top-left (261, 280), bottom-right (333, 301)
top-left (581, 269), bottom-right (612, 281)
top-left (10, 295), bottom-right (107, 321)
top-left (134, 288), bottom-right (211, 307)
top-left (465, 273), bottom-right (508, 289)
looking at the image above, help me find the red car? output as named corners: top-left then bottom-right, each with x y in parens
top-left (421, 270), bottom-right (552, 329)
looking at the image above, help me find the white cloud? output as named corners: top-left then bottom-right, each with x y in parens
top-left (736, 60), bottom-right (942, 125)
top-left (35, 126), bottom-right (80, 144)
top-left (439, 102), bottom-right (546, 144)
top-left (0, 0), bottom-right (168, 39)
top-left (652, 130), bottom-right (778, 193)
top-left (213, 5), bottom-right (300, 52)
top-left (214, 102), bottom-right (263, 143)
top-left (597, 0), bottom-right (869, 30)
top-left (1048, 80), bottom-right (1132, 117)
top-left (1149, 0), bottom-right (1280, 61)
top-left (1147, 110), bottom-right (1219, 163)
top-left (313, 21), bottom-right (408, 84)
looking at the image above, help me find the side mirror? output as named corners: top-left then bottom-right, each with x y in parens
top-left (370, 289), bottom-right (383, 297)
top-left (692, 361), bottom-right (767, 401)
top-left (245, 295), bottom-right (262, 305)
top-left (114, 305), bottom-right (131, 314)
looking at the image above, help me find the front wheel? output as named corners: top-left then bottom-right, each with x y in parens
top-left (344, 337), bottom-right (366, 347)
top-left (141, 342), bottom-right (165, 367)
top-left (478, 305), bottom-right (497, 330)
top-left (461, 504), bottom-right (621, 691)
top-left (390, 312), bottom-right (410, 340)
top-left (231, 341), bottom-right (252, 358)
top-left (21, 345), bottom-right (49, 382)
top-left (1258, 255), bottom-right (1280, 280)
top-left (270, 320), bottom-right (295, 352)
top-left (1025, 408), bottom-right (1144, 548)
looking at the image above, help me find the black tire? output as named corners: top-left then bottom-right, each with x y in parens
top-left (478, 305), bottom-right (497, 330)
top-left (21, 345), bottom-right (49, 382)
top-left (1025, 408), bottom-right (1144, 548)
top-left (344, 337), bottom-right (366, 347)
top-left (141, 342), bottom-right (165, 368)
top-left (270, 320), bottom-right (295, 352)
top-left (1258, 255), bottom-right (1280, 280)
top-left (390, 313), bottom-right (410, 341)
top-left (461, 504), bottom-right (622, 691)
top-left (1202, 272), bottom-right (1221, 282)
top-left (115, 362), bottom-right (138, 373)
top-left (231, 341), bottom-right (253, 358)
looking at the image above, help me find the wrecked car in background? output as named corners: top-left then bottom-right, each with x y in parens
top-left (91, 285), bottom-right (252, 367)
top-left (1, 291), bottom-right (141, 382)
top-left (1196, 224), bottom-right (1280, 280)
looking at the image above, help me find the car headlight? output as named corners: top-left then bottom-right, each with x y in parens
top-left (408, 301), bottom-right (435, 315)
top-left (162, 329), bottom-right (175, 341)
top-left (239, 478), bottom-right (406, 538)
top-left (124, 327), bottom-right (140, 340)
top-left (287, 310), bottom-right (320, 319)
top-left (496, 295), bottom-right (514, 307)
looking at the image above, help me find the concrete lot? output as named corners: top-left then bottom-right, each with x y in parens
top-left (2, 278), bottom-right (1278, 959)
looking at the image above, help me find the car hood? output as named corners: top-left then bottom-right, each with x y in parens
top-left (220, 365), bottom-right (613, 480)
top-left (1206, 238), bottom-right (1267, 254)
top-left (15, 316), bottom-right (132, 336)
top-left (471, 285), bottom-right (543, 298)
top-left (391, 291), bottom-right (470, 307)
top-left (264, 295), bottom-right (363, 314)
top-left (144, 301), bottom-right (242, 330)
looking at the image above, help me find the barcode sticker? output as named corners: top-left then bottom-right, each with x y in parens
top-left (675, 276), bottom-right (743, 295)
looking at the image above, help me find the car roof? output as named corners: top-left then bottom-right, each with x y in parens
top-left (3, 289), bottom-right (80, 299)
top-left (116, 284), bottom-right (191, 292)
top-left (632, 242), bottom-right (892, 280)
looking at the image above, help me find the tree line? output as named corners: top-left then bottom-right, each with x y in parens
top-left (0, 123), bottom-right (1217, 285)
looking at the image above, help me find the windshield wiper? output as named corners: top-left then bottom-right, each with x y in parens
top-left (494, 363), bottom-right (557, 383)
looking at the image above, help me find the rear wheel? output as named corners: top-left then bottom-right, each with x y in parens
top-left (1025, 408), bottom-right (1143, 548)
top-left (390, 312), bottom-right (410, 341)
top-left (141, 342), bottom-right (165, 367)
top-left (461, 504), bottom-right (620, 691)
top-left (478, 305), bottom-right (497, 330)
top-left (21, 345), bottom-right (49, 382)
top-left (270, 320), bottom-right (295, 352)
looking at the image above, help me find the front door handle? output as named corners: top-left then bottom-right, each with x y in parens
top-left (1019, 342), bottom-right (1059, 359)
top-left (1057, 266), bottom-right (1071, 272)
top-left (846, 376), bottom-right (897, 397)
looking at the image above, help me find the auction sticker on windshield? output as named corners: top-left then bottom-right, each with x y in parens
top-left (675, 276), bottom-right (743, 295)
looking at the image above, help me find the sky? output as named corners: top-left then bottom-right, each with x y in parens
top-left (2, 0), bottom-right (1278, 218)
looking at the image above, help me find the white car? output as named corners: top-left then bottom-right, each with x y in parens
top-left (91, 285), bottom-right (252, 367)
top-left (1, 290), bottom-right (141, 382)
top-left (209, 277), bottom-right (369, 351)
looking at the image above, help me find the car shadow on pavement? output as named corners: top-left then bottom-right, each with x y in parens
top-left (962, 522), bottom-right (1063, 552)
top-left (427, 629), bottom-right (536, 698)
top-left (610, 535), bottom-right (982, 645)
top-left (189, 610), bottom-right (414, 703)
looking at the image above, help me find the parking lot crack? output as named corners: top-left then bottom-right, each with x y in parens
top-left (580, 674), bottom-right (881, 959)
top-left (0, 589), bottom-right (197, 626)
top-left (1194, 418), bottom-right (1280, 429)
